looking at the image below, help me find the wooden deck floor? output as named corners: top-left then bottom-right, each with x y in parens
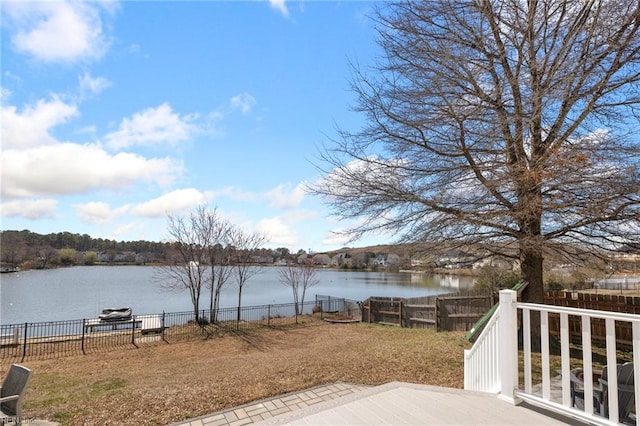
top-left (253, 382), bottom-right (587, 425)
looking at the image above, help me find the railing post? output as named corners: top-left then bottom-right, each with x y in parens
top-left (268, 305), bottom-right (271, 327)
top-left (498, 290), bottom-right (518, 404)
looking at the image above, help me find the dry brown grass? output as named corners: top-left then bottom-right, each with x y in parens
top-left (12, 320), bottom-right (470, 425)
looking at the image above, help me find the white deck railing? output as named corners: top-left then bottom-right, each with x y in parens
top-left (464, 289), bottom-right (640, 425)
top-left (463, 305), bottom-right (501, 393)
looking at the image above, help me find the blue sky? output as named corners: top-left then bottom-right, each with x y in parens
top-left (1, 0), bottom-right (388, 252)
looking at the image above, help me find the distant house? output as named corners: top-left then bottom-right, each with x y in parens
top-left (312, 254), bottom-right (331, 265)
top-left (352, 252), bottom-right (374, 268)
top-left (96, 251), bottom-right (136, 263)
top-left (387, 253), bottom-right (401, 266)
top-left (609, 249), bottom-right (640, 272)
top-left (473, 256), bottom-right (519, 271)
top-left (331, 253), bottom-right (351, 267)
top-left (437, 250), bottom-right (475, 269)
top-left (372, 254), bottom-right (386, 266)
top-left (373, 253), bottom-right (401, 267)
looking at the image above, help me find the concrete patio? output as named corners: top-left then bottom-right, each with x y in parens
top-left (173, 380), bottom-right (587, 426)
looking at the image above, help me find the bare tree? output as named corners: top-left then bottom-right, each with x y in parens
top-left (158, 206), bottom-right (230, 324)
top-left (228, 227), bottom-right (269, 323)
top-left (311, 0), bottom-right (640, 304)
top-left (31, 245), bottom-right (58, 269)
top-left (0, 232), bottom-right (26, 268)
top-left (278, 261), bottom-right (320, 321)
top-left (158, 213), bottom-right (209, 324)
top-left (200, 208), bottom-right (234, 323)
top-left (206, 243), bottom-right (234, 322)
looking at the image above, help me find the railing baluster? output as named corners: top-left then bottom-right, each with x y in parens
top-left (582, 315), bottom-right (594, 415)
top-left (540, 311), bottom-right (550, 400)
top-left (522, 308), bottom-right (531, 393)
top-left (605, 318), bottom-right (619, 423)
top-left (559, 313), bottom-right (570, 407)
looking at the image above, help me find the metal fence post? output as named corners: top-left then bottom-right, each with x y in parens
top-left (268, 305), bottom-right (271, 327)
top-left (131, 315), bottom-right (137, 346)
top-left (82, 319), bottom-right (87, 355)
top-left (161, 311), bottom-right (166, 342)
top-left (21, 322), bottom-right (28, 361)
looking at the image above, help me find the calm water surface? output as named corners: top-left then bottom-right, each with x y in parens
top-left (0, 266), bottom-right (473, 324)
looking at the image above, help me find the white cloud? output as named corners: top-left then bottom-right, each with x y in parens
top-left (110, 222), bottom-right (138, 239)
top-left (0, 199), bottom-right (57, 219)
top-left (2, 97), bottom-right (78, 149)
top-left (4, 1), bottom-right (111, 63)
top-left (1, 143), bottom-right (182, 198)
top-left (105, 103), bottom-right (197, 150)
top-left (74, 201), bottom-right (130, 224)
top-left (269, 0), bottom-right (289, 17)
top-left (79, 71), bottom-right (111, 96)
top-left (230, 93), bottom-right (256, 114)
top-left (131, 188), bottom-right (214, 218)
top-left (264, 183), bottom-right (306, 209)
top-left (256, 216), bottom-right (298, 246)
top-left (211, 186), bottom-right (257, 202)
top-left (3, 71), bottom-right (22, 87)
top-left (1, 87), bottom-right (11, 102)
top-left (321, 228), bottom-right (353, 247)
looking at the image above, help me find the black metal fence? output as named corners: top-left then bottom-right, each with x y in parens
top-left (315, 295), bottom-right (362, 320)
top-left (0, 295), bottom-right (362, 363)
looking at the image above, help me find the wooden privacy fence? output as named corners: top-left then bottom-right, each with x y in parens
top-left (362, 289), bottom-right (495, 331)
top-left (544, 290), bottom-right (640, 348)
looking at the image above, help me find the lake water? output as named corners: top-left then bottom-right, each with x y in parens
top-left (0, 266), bottom-right (474, 324)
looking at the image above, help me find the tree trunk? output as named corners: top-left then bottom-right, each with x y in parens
top-left (191, 289), bottom-right (200, 324)
top-left (237, 289), bottom-right (242, 326)
top-left (519, 243), bottom-right (545, 351)
top-left (520, 248), bottom-right (544, 304)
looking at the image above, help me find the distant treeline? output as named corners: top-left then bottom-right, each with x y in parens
top-left (1, 229), bottom-right (169, 253)
top-left (0, 230), bottom-right (297, 269)
top-left (0, 230), bottom-right (171, 268)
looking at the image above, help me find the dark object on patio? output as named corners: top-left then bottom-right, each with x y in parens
top-left (569, 368), bottom-right (602, 412)
top-left (0, 364), bottom-right (32, 425)
top-left (99, 307), bottom-right (132, 322)
top-left (599, 362), bottom-right (635, 424)
top-left (570, 362), bottom-right (636, 424)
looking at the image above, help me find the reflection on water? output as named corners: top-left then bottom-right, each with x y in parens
top-left (408, 272), bottom-right (475, 289)
top-left (0, 266), bottom-right (474, 324)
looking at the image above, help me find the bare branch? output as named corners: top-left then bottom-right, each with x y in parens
top-left (309, 0), bottom-right (640, 303)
